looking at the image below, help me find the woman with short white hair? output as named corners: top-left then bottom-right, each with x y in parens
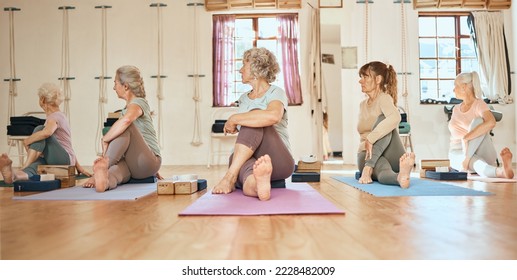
top-left (449, 71), bottom-right (514, 178)
top-left (0, 83), bottom-right (90, 183)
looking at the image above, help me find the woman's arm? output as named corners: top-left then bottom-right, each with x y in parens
top-left (463, 109), bottom-right (496, 142)
top-left (23, 119), bottom-right (58, 147)
top-left (224, 100), bottom-right (284, 134)
top-left (366, 96), bottom-right (401, 145)
top-left (102, 103), bottom-right (143, 143)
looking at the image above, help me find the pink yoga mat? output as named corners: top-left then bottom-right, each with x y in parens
top-left (179, 182), bottom-right (345, 216)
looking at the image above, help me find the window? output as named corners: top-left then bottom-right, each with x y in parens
top-left (212, 14), bottom-right (302, 107)
top-left (418, 13), bottom-right (479, 103)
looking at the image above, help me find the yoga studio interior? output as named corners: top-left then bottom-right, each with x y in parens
top-left (1, 0), bottom-right (517, 262)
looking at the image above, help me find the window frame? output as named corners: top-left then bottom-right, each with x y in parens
top-left (212, 13), bottom-right (302, 107)
top-left (418, 12), bottom-right (478, 104)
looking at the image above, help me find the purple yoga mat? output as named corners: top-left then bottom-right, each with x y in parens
top-left (179, 182), bottom-right (345, 216)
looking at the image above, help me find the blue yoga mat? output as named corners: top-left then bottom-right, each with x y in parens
top-left (332, 176), bottom-right (493, 197)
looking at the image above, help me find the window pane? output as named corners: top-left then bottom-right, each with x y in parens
top-left (257, 40), bottom-right (277, 54)
top-left (438, 38), bottom-right (455, 58)
top-left (419, 38), bottom-right (437, 58)
top-left (420, 80), bottom-right (436, 100)
top-left (438, 80), bottom-right (455, 101)
top-left (461, 59), bottom-right (479, 73)
top-left (258, 18), bottom-right (277, 38)
top-left (419, 17), bottom-right (436, 36)
top-left (438, 60), bottom-right (456, 79)
top-left (460, 16), bottom-right (471, 36)
top-left (418, 14), bottom-right (480, 103)
top-left (436, 17), bottom-right (455, 36)
top-left (235, 40), bottom-right (253, 59)
top-left (420, 60), bottom-right (437, 79)
top-left (460, 38), bottom-right (476, 57)
top-left (235, 19), bottom-right (254, 39)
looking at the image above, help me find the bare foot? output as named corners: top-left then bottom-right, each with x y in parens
top-left (0, 153), bottom-right (14, 184)
top-left (212, 173), bottom-right (237, 194)
top-left (82, 177), bottom-right (96, 188)
top-left (93, 156), bottom-right (109, 192)
top-left (358, 166), bottom-right (373, 184)
top-left (397, 152), bottom-right (415, 189)
top-left (253, 155), bottom-right (273, 201)
top-left (500, 148), bottom-right (514, 179)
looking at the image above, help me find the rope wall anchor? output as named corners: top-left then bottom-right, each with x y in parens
top-left (94, 5), bottom-right (112, 156)
top-left (58, 6), bottom-right (75, 122)
top-left (356, 0), bottom-right (374, 63)
top-left (399, 0), bottom-right (410, 121)
top-left (4, 7), bottom-right (21, 120)
top-left (150, 3), bottom-right (167, 149)
top-left (188, 2), bottom-right (205, 147)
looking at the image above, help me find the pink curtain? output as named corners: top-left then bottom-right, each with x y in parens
top-left (277, 14), bottom-right (303, 105)
top-left (212, 15), bottom-right (235, 107)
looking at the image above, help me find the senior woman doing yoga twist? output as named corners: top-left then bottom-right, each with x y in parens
top-left (83, 65), bottom-right (162, 192)
top-left (356, 61), bottom-right (415, 188)
top-left (212, 47), bottom-right (295, 201)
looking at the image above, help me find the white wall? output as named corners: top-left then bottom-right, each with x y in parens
top-left (0, 0), bottom-right (316, 166)
top-left (322, 0), bottom-right (516, 164)
top-left (321, 24), bottom-right (343, 154)
top-left (0, 0), bottom-right (515, 167)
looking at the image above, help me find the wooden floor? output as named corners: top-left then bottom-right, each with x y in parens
top-left (1, 162), bottom-right (516, 260)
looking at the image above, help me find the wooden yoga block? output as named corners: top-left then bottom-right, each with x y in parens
top-left (297, 160), bottom-right (322, 171)
top-left (37, 165), bottom-right (76, 188)
top-left (420, 159), bottom-right (450, 170)
top-left (157, 180), bottom-right (175, 195)
top-left (37, 165), bottom-right (75, 177)
top-left (58, 175), bottom-right (76, 188)
top-left (174, 180), bottom-right (198, 195)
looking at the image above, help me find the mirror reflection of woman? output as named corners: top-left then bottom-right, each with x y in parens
top-left (0, 83), bottom-right (91, 183)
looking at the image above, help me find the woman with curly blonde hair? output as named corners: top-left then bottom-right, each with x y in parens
top-left (212, 47), bottom-right (294, 201)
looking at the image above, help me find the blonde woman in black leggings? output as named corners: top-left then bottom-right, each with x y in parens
top-left (212, 47), bottom-right (295, 201)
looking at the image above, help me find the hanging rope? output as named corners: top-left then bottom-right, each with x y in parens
top-left (400, 0), bottom-right (410, 120)
top-left (94, 6), bottom-right (111, 155)
top-left (5, 7), bottom-right (20, 119)
top-left (150, 3), bottom-right (167, 148)
top-left (59, 6), bottom-right (74, 121)
top-left (189, 2), bottom-right (203, 146)
top-left (364, 0), bottom-right (369, 63)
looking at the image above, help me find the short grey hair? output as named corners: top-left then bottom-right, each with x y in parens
top-left (242, 47), bottom-right (280, 83)
top-left (116, 65), bottom-right (146, 98)
top-left (37, 83), bottom-right (63, 106)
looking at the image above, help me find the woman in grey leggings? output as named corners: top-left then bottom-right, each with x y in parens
top-left (83, 66), bottom-right (161, 192)
top-left (0, 83), bottom-right (90, 183)
top-left (212, 47), bottom-right (295, 201)
top-left (356, 61), bottom-right (415, 188)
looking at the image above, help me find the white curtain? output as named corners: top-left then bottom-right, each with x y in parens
top-left (470, 11), bottom-right (511, 103)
